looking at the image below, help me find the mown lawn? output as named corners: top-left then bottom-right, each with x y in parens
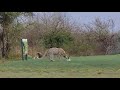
top-left (0, 54), bottom-right (120, 78)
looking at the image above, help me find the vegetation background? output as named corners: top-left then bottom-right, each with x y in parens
top-left (0, 12), bottom-right (120, 59)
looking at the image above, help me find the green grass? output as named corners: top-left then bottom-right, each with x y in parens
top-left (0, 54), bottom-right (120, 78)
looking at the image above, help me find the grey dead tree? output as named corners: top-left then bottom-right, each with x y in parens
top-left (83, 18), bottom-right (115, 55)
top-left (106, 31), bottom-right (120, 55)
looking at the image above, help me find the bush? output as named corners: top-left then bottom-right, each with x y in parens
top-left (43, 29), bottom-right (73, 48)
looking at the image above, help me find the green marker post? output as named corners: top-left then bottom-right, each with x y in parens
top-left (21, 39), bottom-right (28, 60)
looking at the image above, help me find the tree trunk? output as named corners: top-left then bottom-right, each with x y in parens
top-left (1, 28), bottom-right (5, 58)
top-left (1, 25), bottom-right (10, 59)
top-left (5, 36), bottom-right (10, 58)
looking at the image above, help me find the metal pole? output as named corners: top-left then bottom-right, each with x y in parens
top-left (21, 39), bottom-right (24, 60)
top-left (25, 54), bottom-right (27, 60)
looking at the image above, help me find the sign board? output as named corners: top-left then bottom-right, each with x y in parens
top-left (21, 39), bottom-right (28, 60)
